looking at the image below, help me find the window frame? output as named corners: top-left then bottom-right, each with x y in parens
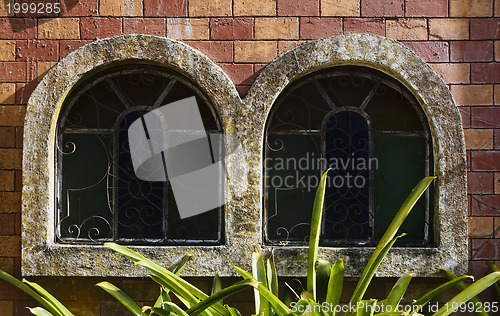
top-left (23, 34), bottom-right (467, 278)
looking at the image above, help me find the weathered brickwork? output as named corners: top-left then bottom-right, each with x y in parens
top-left (0, 0), bottom-right (499, 314)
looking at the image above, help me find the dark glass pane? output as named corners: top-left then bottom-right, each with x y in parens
top-left (59, 133), bottom-right (113, 241)
top-left (323, 111), bottom-right (371, 244)
top-left (117, 111), bottom-right (165, 241)
top-left (373, 134), bottom-right (428, 245)
top-left (317, 72), bottom-right (373, 108)
top-left (265, 134), bottom-right (321, 243)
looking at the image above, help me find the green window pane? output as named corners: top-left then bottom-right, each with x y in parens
top-left (265, 134), bottom-right (321, 243)
top-left (59, 133), bottom-right (113, 240)
top-left (373, 134), bottom-right (429, 245)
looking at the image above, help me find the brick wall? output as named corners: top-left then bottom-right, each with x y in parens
top-left (0, 0), bottom-right (499, 314)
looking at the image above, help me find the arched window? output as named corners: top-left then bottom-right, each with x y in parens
top-left (56, 63), bottom-right (224, 245)
top-left (264, 66), bottom-right (432, 246)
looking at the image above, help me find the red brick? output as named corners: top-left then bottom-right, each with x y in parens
top-left (471, 151), bottom-right (500, 171)
top-left (471, 239), bottom-right (500, 260)
top-left (59, 40), bottom-right (93, 58)
top-left (0, 213), bottom-right (15, 235)
top-left (0, 235), bottom-right (19, 256)
top-left (460, 107), bottom-right (471, 128)
top-left (464, 128), bottom-right (494, 149)
top-left (469, 194), bottom-right (500, 215)
top-left (210, 18), bottom-right (253, 40)
top-left (0, 127), bottom-right (15, 147)
top-left (15, 127), bottom-right (22, 148)
top-left (0, 18), bottom-right (36, 39)
top-left (472, 107), bottom-right (500, 128)
top-left (15, 81), bottom-right (37, 105)
top-left (0, 149), bottom-right (22, 170)
top-left (472, 63), bottom-right (500, 83)
top-left (451, 41), bottom-right (494, 62)
top-left (495, 129), bottom-right (500, 149)
top-left (344, 18), bottom-right (384, 36)
top-left (219, 63), bottom-right (254, 85)
top-left (361, 0), bottom-right (403, 16)
top-left (15, 40), bottom-right (58, 61)
top-left (471, 18), bottom-right (500, 39)
top-left (60, 0), bottom-right (98, 16)
top-left (80, 18), bottom-right (122, 40)
top-left (0, 258), bottom-right (15, 275)
top-left (0, 62), bottom-right (26, 82)
top-left (183, 41), bottom-right (233, 63)
top-left (405, 0), bottom-right (447, 17)
top-left (404, 42), bottom-right (449, 62)
top-left (123, 18), bottom-right (166, 36)
top-left (277, 0), bottom-right (319, 16)
top-left (299, 17), bottom-right (342, 40)
top-left (469, 216), bottom-right (494, 237)
top-left (0, 192), bottom-right (21, 213)
top-left (467, 172), bottom-right (494, 193)
top-left (14, 170), bottom-right (21, 191)
top-left (144, 0), bottom-right (187, 17)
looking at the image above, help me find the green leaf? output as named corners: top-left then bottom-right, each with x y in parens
top-left (232, 265), bottom-right (292, 316)
top-left (316, 259), bottom-right (331, 303)
top-left (349, 177), bottom-right (435, 308)
top-left (27, 307), bottom-right (55, 316)
top-left (23, 279), bottom-right (74, 316)
top-left (356, 299), bottom-right (376, 316)
top-left (226, 306), bottom-right (243, 316)
top-left (384, 273), bottom-right (413, 311)
top-left (267, 257), bottom-right (279, 298)
top-left (307, 170), bottom-right (330, 301)
top-left (163, 302), bottom-right (190, 316)
top-left (169, 254), bottom-right (193, 275)
top-left (410, 275), bottom-right (472, 311)
top-left (105, 243), bottom-right (228, 316)
top-left (0, 270), bottom-right (63, 316)
top-left (212, 273), bottom-right (223, 306)
top-left (96, 282), bottom-right (142, 316)
top-left (438, 268), bottom-right (489, 316)
top-left (150, 307), bottom-right (172, 316)
top-left (153, 287), bottom-right (171, 309)
top-left (252, 252), bottom-right (270, 315)
top-left (485, 262), bottom-right (500, 298)
top-left (326, 259), bottom-right (344, 316)
top-left (434, 271), bottom-right (500, 316)
top-left (186, 279), bottom-right (258, 315)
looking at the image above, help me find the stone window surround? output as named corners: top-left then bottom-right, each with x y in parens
top-left (22, 33), bottom-right (467, 277)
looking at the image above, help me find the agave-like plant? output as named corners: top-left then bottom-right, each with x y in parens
top-left (231, 172), bottom-right (500, 316)
top-left (1, 173), bottom-right (499, 316)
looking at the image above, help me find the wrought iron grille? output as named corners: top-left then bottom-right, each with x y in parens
top-left (264, 66), bottom-right (433, 247)
top-left (56, 64), bottom-right (224, 245)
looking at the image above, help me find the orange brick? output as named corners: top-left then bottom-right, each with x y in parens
top-left (0, 192), bottom-right (21, 213)
top-left (0, 236), bottom-right (20, 256)
top-left (496, 0), bottom-right (500, 16)
top-left (37, 62), bottom-right (56, 81)
top-left (464, 129), bottom-right (493, 149)
top-left (495, 85), bottom-right (500, 105)
top-left (430, 63), bottom-right (470, 84)
top-left (0, 149), bottom-right (22, 170)
top-left (469, 217), bottom-right (494, 238)
top-left (166, 18), bottom-right (209, 40)
top-left (321, 0), bottom-right (360, 16)
top-left (0, 1), bottom-right (14, 17)
top-left (450, 85), bottom-right (493, 106)
top-left (0, 106), bottom-right (26, 126)
top-left (0, 40), bottom-right (15, 61)
top-left (189, 0), bottom-right (232, 16)
top-left (0, 171), bottom-right (14, 191)
top-left (235, 41), bottom-right (277, 63)
top-left (100, 0), bottom-right (143, 16)
top-left (0, 301), bottom-right (13, 316)
top-left (450, 0), bottom-right (493, 17)
top-left (38, 18), bottom-right (80, 39)
top-left (386, 18), bottom-right (427, 41)
top-left (234, 0), bottom-right (276, 16)
top-left (495, 217), bottom-right (500, 238)
top-left (494, 173), bottom-right (500, 193)
top-left (428, 18), bottom-right (469, 40)
top-left (0, 83), bottom-right (14, 105)
top-left (255, 18), bottom-right (299, 40)
top-left (278, 40), bottom-right (305, 55)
